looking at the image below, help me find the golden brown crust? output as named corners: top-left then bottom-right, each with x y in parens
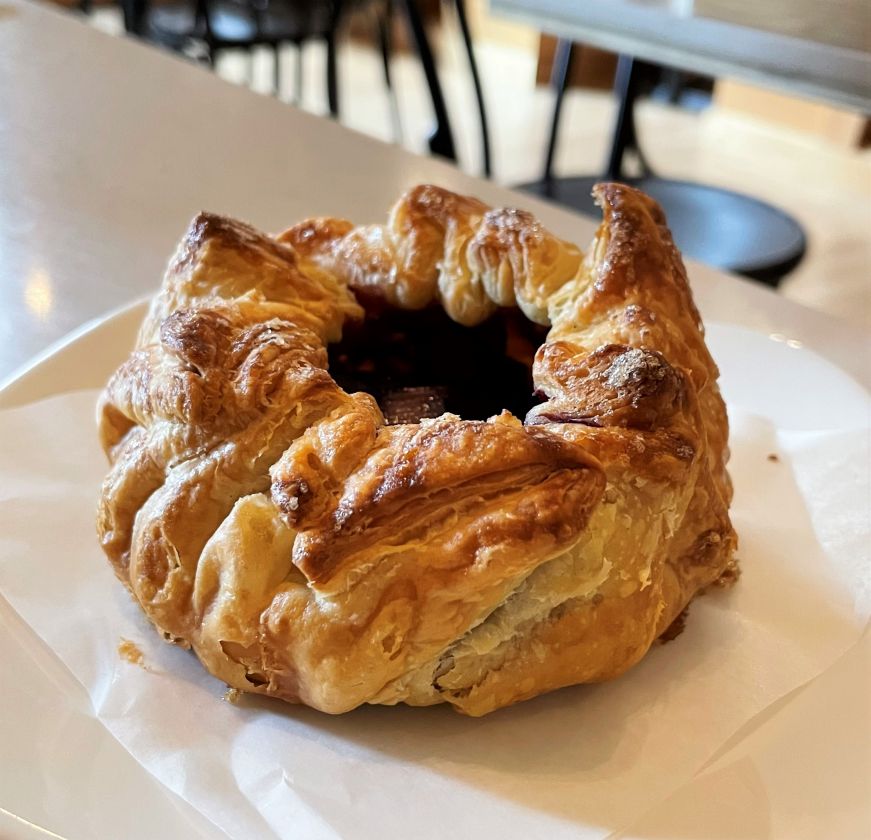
top-left (280, 184), bottom-right (582, 325)
top-left (528, 342), bottom-right (690, 430)
top-left (274, 415), bottom-right (603, 588)
top-left (97, 183), bottom-right (737, 716)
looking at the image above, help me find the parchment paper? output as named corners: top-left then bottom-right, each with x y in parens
top-left (0, 390), bottom-right (867, 839)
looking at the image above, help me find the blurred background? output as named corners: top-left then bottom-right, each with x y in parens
top-left (61, 0), bottom-right (870, 326)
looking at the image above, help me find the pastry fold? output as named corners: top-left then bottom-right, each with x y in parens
top-left (98, 184), bottom-right (736, 716)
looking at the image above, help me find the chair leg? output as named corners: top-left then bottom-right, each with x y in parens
top-left (326, 43), bottom-right (339, 117)
top-left (543, 38), bottom-right (575, 183)
top-left (453, 0), bottom-right (491, 177)
top-left (376, 2), bottom-right (393, 88)
top-left (326, 0), bottom-right (343, 118)
top-left (273, 43), bottom-right (282, 98)
top-left (399, 0), bottom-right (456, 162)
top-left (121, 0), bottom-right (147, 35)
top-left (245, 49), bottom-right (255, 89)
top-left (294, 41), bottom-right (304, 105)
top-left (375, 0), bottom-right (403, 143)
top-left (605, 55), bottom-right (653, 180)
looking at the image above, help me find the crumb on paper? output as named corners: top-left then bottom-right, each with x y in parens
top-left (118, 638), bottom-right (145, 667)
top-left (767, 453), bottom-right (780, 462)
top-left (223, 687), bottom-right (241, 705)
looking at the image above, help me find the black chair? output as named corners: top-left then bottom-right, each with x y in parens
top-left (398, 0), bottom-right (491, 176)
top-left (522, 42), bottom-right (807, 286)
top-left (119, 0), bottom-right (345, 113)
top-left (118, 0), bottom-right (492, 176)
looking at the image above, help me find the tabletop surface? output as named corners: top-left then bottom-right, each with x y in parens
top-left (0, 3), bottom-right (868, 837)
top-left (492, 0), bottom-right (871, 112)
top-left (1, 0), bottom-right (867, 390)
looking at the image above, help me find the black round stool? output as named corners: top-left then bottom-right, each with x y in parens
top-left (522, 175), bottom-right (807, 287)
top-left (523, 47), bottom-right (808, 287)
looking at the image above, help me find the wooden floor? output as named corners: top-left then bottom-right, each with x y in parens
top-left (90, 8), bottom-right (871, 329)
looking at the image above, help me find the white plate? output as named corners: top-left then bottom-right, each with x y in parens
top-left (0, 304), bottom-right (867, 840)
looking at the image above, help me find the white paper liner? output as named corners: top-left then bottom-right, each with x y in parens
top-left (0, 390), bottom-right (868, 839)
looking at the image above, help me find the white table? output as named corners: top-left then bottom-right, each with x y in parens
top-left (0, 2), bottom-right (868, 838)
top-left (1, 0), bottom-right (869, 389)
top-left (492, 0), bottom-right (871, 112)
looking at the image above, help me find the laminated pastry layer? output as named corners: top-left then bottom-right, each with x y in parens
top-left (97, 183), bottom-right (737, 716)
top-left (279, 184), bottom-right (583, 326)
top-left (192, 412), bottom-right (604, 713)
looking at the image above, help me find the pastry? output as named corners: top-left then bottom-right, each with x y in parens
top-left (97, 183), bottom-right (737, 716)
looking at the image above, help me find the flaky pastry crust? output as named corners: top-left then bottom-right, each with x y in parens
top-left (98, 184), bottom-right (737, 716)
